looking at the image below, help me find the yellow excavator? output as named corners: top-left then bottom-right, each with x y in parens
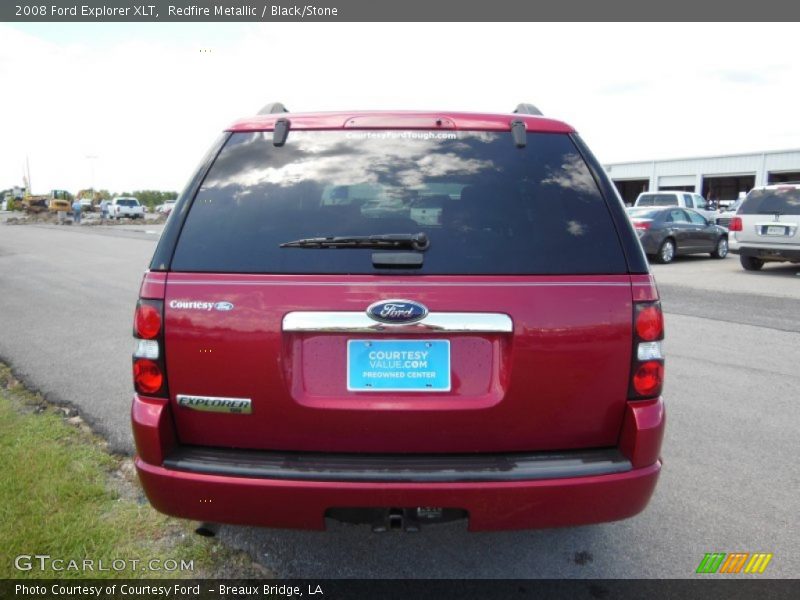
top-left (22, 189), bottom-right (71, 214)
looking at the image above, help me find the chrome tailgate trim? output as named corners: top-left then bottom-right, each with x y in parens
top-left (283, 311), bottom-right (513, 333)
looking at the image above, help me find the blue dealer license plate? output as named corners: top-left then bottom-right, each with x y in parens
top-left (347, 340), bottom-right (451, 392)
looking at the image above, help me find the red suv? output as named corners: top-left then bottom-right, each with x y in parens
top-left (131, 104), bottom-right (665, 531)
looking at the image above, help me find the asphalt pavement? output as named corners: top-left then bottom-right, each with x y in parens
top-left (0, 221), bottom-right (797, 578)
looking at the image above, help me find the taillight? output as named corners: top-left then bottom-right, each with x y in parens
top-left (629, 301), bottom-right (664, 400)
top-left (635, 305), bottom-right (664, 341)
top-left (633, 221), bottom-right (651, 230)
top-left (135, 304), bottom-right (161, 339)
top-left (133, 299), bottom-right (168, 397)
top-left (133, 359), bottom-right (163, 394)
top-left (729, 217), bottom-right (743, 232)
top-left (632, 361), bottom-right (664, 397)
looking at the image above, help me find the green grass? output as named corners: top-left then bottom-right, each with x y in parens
top-left (0, 365), bottom-right (259, 579)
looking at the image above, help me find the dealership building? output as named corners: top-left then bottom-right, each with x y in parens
top-left (604, 148), bottom-right (800, 205)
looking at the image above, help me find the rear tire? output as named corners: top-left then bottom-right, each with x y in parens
top-left (711, 237), bottom-right (728, 259)
top-left (740, 255), bottom-right (764, 271)
top-left (655, 238), bottom-right (676, 264)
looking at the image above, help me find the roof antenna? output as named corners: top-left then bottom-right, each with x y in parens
top-left (258, 102), bottom-right (289, 115)
top-left (513, 103), bottom-right (543, 116)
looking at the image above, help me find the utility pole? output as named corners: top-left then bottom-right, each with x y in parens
top-left (85, 155), bottom-right (99, 193)
top-left (24, 156), bottom-right (32, 194)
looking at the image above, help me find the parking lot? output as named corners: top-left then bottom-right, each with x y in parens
top-left (0, 220), bottom-right (797, 578)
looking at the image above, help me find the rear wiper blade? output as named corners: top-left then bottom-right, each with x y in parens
top-left (280, 232), bottom-right (430, 251)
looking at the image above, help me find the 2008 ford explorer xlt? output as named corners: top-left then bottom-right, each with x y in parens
top-left (131, 104), bottom-right (665, 532)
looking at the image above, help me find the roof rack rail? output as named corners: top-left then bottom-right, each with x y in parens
top-left (513, 103), bottom-right (543, 116)
top-left (258, 102), bottom-right (289, 115)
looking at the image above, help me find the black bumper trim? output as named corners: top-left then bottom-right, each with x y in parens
top-left (733, 246), bottom-right (800, 261)
top-left (162, 446), bottom-right (632, 483)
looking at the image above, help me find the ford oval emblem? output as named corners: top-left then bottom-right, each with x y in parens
top-left (366, 299), bottom-right (428, 324)
top-left (214, 302), bottom-right (234, 312)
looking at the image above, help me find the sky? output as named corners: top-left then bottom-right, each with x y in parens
top-left (1, 22), bottom-right (799, 194)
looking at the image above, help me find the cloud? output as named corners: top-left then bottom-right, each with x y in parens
top-left (1, 23), bottom-right (799, 192)
top-left (715, 70), bottom-right (770, 85)
top-left (712, 64), bottom-right (788, 85)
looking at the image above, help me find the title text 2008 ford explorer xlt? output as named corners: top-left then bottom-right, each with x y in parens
top-left (131, 104), bottom-right (665, 531)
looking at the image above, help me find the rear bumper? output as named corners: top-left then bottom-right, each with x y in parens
top-left (132, 395), bottom-right (664, 531)
top-left (731, 242), bottom-right (800, 261)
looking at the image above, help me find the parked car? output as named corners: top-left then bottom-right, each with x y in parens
top-left (728, 183), bottom-right (800, 270)
top-left (79, 199), bottom-right (94, 213)
top-left (633, 191), bottom-right (717, 222)
top-left (131, 103), bottom-right (665, 532)
top-left (108, 197), bottom-right (145, 220)
top-left (717, 191), bottom-right (748, 212)
top-left (627, 206), bottom-right (729, 263)
top-left (715, 198), bottom-right (744, 228)
top-left (156, 200), bottom-right (176, 215)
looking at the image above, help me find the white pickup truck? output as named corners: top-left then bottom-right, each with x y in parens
top-left (633, 191), bottom-right (717, 222)
top-left (108, 197), bottom-right (145, 220)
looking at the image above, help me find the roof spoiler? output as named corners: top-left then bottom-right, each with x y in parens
top-left (513, 103), bottom-right (543, 116)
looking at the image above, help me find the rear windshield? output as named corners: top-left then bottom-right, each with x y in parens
top-left (171, 131), bottom-right (627, 275)
top-left (627, 208), bottom-right (661, 219)
top-left (117, 199), bottom-right (139, 206)
top-left (739, 188), bottom-right (800, 215)
top-left (725, 199), bottom-right (743, 212)
top-left (636, 193), bottom-right (678, 207)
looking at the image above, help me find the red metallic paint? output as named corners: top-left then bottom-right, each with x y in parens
top-left (135, 456), bottom-right (660, 531)
top-left (139, 271), bottom-right (167, 300)
top-left (131, 395), bottom-right (176, 466)
top-left (630, 274), bottom-right (660, 302)
top-left (619, 397), bottom-right (666, 469)
top-left (226, 111), bottom-right (575, 134)
top-left (163, 274), bottom-right (635, 453)
top-left (133, 392), bottom-right (663, 529)
top-left (131, 111), bottom-right (666, 529)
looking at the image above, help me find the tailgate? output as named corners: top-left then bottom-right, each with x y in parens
top-left (164, 274), bottom-right (633, 454)
top-left (736, 214), bottom-right (799, 245)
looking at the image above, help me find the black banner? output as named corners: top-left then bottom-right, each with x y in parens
top-left (3, 579), bottom-right (800, 600)
top-left (3, 0), bottom-right (800, 22)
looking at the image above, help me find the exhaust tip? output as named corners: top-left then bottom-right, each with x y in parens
top-left (195, 522), bottom-right (220, 537)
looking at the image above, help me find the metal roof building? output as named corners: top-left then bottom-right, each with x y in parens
top-left (604, 148), bottom-right (800, 205)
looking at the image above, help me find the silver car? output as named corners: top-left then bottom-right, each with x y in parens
top-left (728, 184), bottom-right (800, 270)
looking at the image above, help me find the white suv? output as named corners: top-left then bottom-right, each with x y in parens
top-left (633, 191), bottom-right (717, 222)
top-left (728, 183), bottom-right (800, 270)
